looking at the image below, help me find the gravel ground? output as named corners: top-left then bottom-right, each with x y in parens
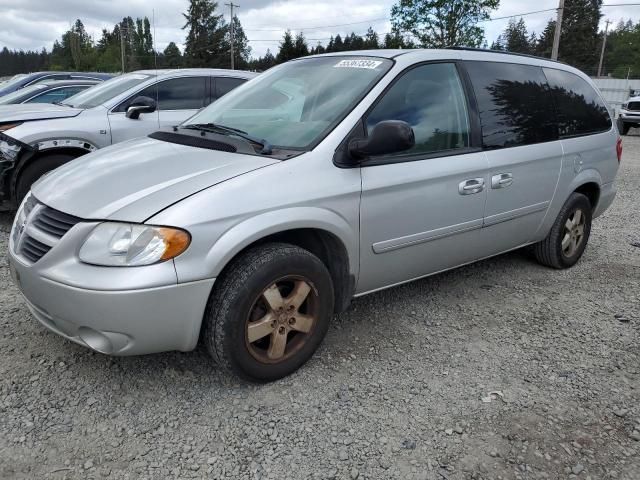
top-left (1, 136), bottom-right (639, 480)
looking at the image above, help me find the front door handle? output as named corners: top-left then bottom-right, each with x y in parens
top-left (491, 173), bottom-right (513, 189)
top-left (458, 178), bottom-right (485, 195)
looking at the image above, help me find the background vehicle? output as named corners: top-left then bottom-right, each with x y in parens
top-left (617, 96), bottom-right (640, 135)
top-left (0, 80), bottom-right (100, 105)
top-left (0, 71), bottom-right (113, 97)
top-left (0, 68), bottom-right (256, 205)
top-left (8, 50), bottom-right (620, 382)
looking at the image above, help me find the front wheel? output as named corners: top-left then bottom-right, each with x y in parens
top-left (533, 193), bottom-right (592, 269)
top-left (203, 242), bottom-right (334, 382)
top-left (617, 118), bottom-right (631, 136)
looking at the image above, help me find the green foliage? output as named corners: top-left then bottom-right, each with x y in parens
top-left (503, 18), bottom-right (531, 54)
top-left (557, 0), bottom-right (603, 71)
top-left (604, 19), bottom-right (640, 78)
top-left (182, 0), bottom-right (226, 67)
top-left (390, 0), bottom-right (500, 48)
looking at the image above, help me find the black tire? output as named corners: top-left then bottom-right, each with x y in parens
top-left (533, 192), bottom-right (592, 269)
top-left (203, 242), bottom-right (334, 382)
top-left (15, 153), bottom-right (76, 205)
top-left (617, 118), bottom-right (631, 136)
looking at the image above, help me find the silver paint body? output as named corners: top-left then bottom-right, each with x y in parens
top-left (3, 69), bottom-right (256, 153)
top-left (8, 50), bottom-right (619, 355)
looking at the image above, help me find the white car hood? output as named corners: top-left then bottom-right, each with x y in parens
top-left (0, 103), bottom-right (83, 122)
top-left (32, 136), bottom-right (279, 222)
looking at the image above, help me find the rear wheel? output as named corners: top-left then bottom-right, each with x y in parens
top-left (203, 243), bottom-right (334, 382)
top-left (533, 193), bottom-right (592, 269)
top-left (15, 153), bottom-right (77, 205)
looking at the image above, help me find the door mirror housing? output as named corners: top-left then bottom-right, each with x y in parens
top-left (348, 120), bottom-right (415, 159)
top-left (126, 96), bottom-right (157, 119)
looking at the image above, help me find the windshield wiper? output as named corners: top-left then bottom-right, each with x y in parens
top-left (182, 123), bottom-right (273, 155)
top-left (53, 101), bottom-right (72, 107)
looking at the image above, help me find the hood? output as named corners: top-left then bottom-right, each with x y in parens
top-left (32, 136), bottom-right (279, 222)
top-left (0, 103), bottom-right (84, 122)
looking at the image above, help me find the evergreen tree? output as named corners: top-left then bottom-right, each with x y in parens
top-left (276, 30), bottom-right (297, 63)
top-left (294, 32), bottom-right (309, 58)
top-left (557, 0), bottom-right (602, 71)
top-left (163, 42), bottom-right (183, 68)
top-left (535, 20), bottom-right (556, 58)
top-left (364, 27), bottom-right (380, 49)
top-left (182, 0), bottom-right (226, 67)
top-left (504, 18), bottom-right (531, 54)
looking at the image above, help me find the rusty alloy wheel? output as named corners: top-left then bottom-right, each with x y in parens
top-left (245, 276), bottom-right (319, 364)
top-left (561, 208), bottom-right (586, 258)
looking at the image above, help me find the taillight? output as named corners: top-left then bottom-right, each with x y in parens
top-left (616, 137), bottom-right (623, 163)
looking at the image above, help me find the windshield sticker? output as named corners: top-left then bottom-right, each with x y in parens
top-left (334, 59), bottom-right (383, 69)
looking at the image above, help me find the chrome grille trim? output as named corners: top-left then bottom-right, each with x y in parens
top-left (13, 195), bottom-right (82, 264)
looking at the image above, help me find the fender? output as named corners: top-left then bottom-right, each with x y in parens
top-left (32, 138), bottom-right (98, 153)
top-left (172, 206), bottom-right (359, 285)
top-left (532, 167), bottom-right (603, 242)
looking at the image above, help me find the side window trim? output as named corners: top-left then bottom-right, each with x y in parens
top-left (359, 60), bottom-right (481, 166)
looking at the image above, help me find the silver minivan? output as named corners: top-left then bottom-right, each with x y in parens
top-left (8, 49), bottom-right (621, 381)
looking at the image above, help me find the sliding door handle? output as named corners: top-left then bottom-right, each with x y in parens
top-left (491, 173), bottom-right (513, 189)
top-left (458, 178), bottom-right (485, 195)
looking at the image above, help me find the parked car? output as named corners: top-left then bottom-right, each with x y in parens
top-left (0, 79), bottom-right (101, 105)
top-left (0, 72), bottom-right (113, 97)
top-left (8, 50), bottom-right (620, 382)
top-left (617, 95), bottom-right (640, 135)
top-left (0, 68), bottom-right (256, 204)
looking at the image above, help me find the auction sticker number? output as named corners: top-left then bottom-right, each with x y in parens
top-left (334, 59), bottom-right (383, 69)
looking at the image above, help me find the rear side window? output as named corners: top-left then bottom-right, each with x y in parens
top-left (27, 86), bottom-right (87, 103)
top-left (215, 77), bottom-right (246, 99)
top-left (465, 61), bottom-right (558, 149)
top-left (136, 77), bottom-right (206, 110)
top-left (366, 62), bottom-right (470, 156)
top-left (543, 68), bottom-right (611, 138)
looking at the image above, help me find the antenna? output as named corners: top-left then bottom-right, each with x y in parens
top-left (153, 9), bottom-right (159, 123)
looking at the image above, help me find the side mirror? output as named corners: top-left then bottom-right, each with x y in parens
top-left (348, 120), bottom-right (415, 159)
top-left (126, 96), bottom-right (157, 119)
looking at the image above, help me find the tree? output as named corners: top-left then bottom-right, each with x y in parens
top-left (364, 27), bottom-right (380, 49)
top-left (294, 32), bottom-right (309, 58)
top-left (163, 42), bottom-right (182, 68)
top-left (182, 0), bottom-right (226, 67)
top-left (276, 30), bottom-right (297, 63)
top-left (225, 15), bottom-right (251, 68)
top-left (535, 20), bottom-right (556, 58)
top-left (557, 0), bottom-right (602, 71)
top-left (390, 0), bottom-right (500, 48)
top-left (503, 18), bottom-right (531, 54)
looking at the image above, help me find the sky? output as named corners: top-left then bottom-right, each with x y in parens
top-left (0, 0), bottom-right (639, 58)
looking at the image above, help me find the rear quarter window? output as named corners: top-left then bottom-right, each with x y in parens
top-left (465, 61), bottom-right (558, 149)
top-left (543, 68), bottom-right (611, 138)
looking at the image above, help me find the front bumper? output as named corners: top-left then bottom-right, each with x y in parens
top-left (8, 214), bottom-right (214, 355)
top-left (619, 111), bottom-right (640, 123)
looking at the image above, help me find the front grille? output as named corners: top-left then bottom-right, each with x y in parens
top-left (14, 196), bottom-right (82, 264)
top-left (32, 206), bottom-right (81, 238)
top-left (21, 236), bottom-right (51, 263)
top-left (628, 102), bottom-right (640, 111)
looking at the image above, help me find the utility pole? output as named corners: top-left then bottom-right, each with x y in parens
top-left (597, 19), bottom-right (611, 77)
top-left (551, 0), bottom-right (565, 60)
top-left (225, 3), bottom-right (240, 70)
top-left (120, 23), bottom-right (126, 73)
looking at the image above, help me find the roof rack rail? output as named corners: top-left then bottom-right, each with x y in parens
top-left (447, 46), bottom-right (563, 64)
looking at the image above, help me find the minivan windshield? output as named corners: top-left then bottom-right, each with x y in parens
top-left (183, 56), bottom-right (393, 150)
top-left (62, 73), bottom-right (152, 109)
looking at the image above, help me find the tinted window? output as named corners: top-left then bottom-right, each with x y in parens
top-left (135, 77), bottom-right (206, 110)
top-left (215, 77), bottom-right (245, 98)
top-left (366, 63), bottom-right (470, 156)
top-left (27, 86), bottom-right (87, 103)
top-left (543, 68), bottom-right (611, 137)
top-left (465, 61), bottom-right (557, 149)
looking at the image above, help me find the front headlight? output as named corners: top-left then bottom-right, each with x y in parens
top-left (79, 223), bottom-right (191, 267)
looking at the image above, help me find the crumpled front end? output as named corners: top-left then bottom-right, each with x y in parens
top-left (0, 131), bottom-right (33, 205)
